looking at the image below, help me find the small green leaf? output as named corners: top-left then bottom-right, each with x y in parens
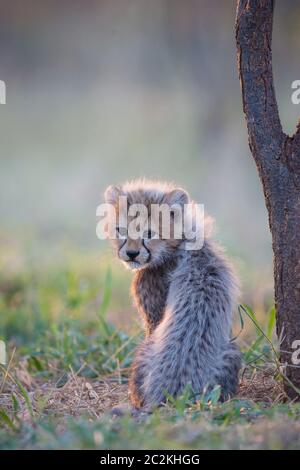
top-left (14, 378), bottom-right (34, 420)
top-left (207, 385), bottom-right (221, 405)
top-left (11, 393), bottom-right (19, 414)
top-left (0, 409), bottom-right (16, 430)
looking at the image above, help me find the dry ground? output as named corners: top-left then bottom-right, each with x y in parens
top-left (0, 365), bottom-right (287, 422)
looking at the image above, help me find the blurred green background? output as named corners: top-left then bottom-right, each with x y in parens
top-left (1, 0), bottom-right (300, 332)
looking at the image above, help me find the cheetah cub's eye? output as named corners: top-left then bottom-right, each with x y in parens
top-left (116, 226), bottom-right (127, 238)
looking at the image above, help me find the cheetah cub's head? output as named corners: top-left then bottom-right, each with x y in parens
top-left (104, 179), bottom-right (190, 270)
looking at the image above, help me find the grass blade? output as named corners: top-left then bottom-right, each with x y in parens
top-left (266, 306), bottom-right (276, 340)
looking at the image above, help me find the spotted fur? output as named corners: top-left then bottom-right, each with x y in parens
top-left (104, 179), bottom-right (241, 410)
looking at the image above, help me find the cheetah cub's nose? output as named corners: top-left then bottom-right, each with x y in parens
top-left (126, 250), bottom-right (140, 260)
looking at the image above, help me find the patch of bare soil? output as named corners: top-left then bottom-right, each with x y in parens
top-left (1, 368), bottom-right (128, 421)
top-left (37, 377), bottom-right (128, 419)
top-left (238, 366), bottom-right (287, 404)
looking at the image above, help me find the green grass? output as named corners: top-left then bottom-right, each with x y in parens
top-left (1, 399), bottom-right (300, 450)
top-left (0, 239), bottom-right (300, 450)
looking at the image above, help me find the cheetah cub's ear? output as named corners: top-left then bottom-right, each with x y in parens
top-left (104, 185), bottom-right (122, 206)
top-left (164, 188), bottom-right (189, 207)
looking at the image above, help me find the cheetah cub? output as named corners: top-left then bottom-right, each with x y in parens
top-left (104, 179), bottom-right (241, 411)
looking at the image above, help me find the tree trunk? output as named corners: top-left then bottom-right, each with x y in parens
top-left (235, 0), bottom-right (300, 399)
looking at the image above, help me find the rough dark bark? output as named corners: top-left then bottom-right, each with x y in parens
top-left (236, 0), bottom-right (300, 399)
